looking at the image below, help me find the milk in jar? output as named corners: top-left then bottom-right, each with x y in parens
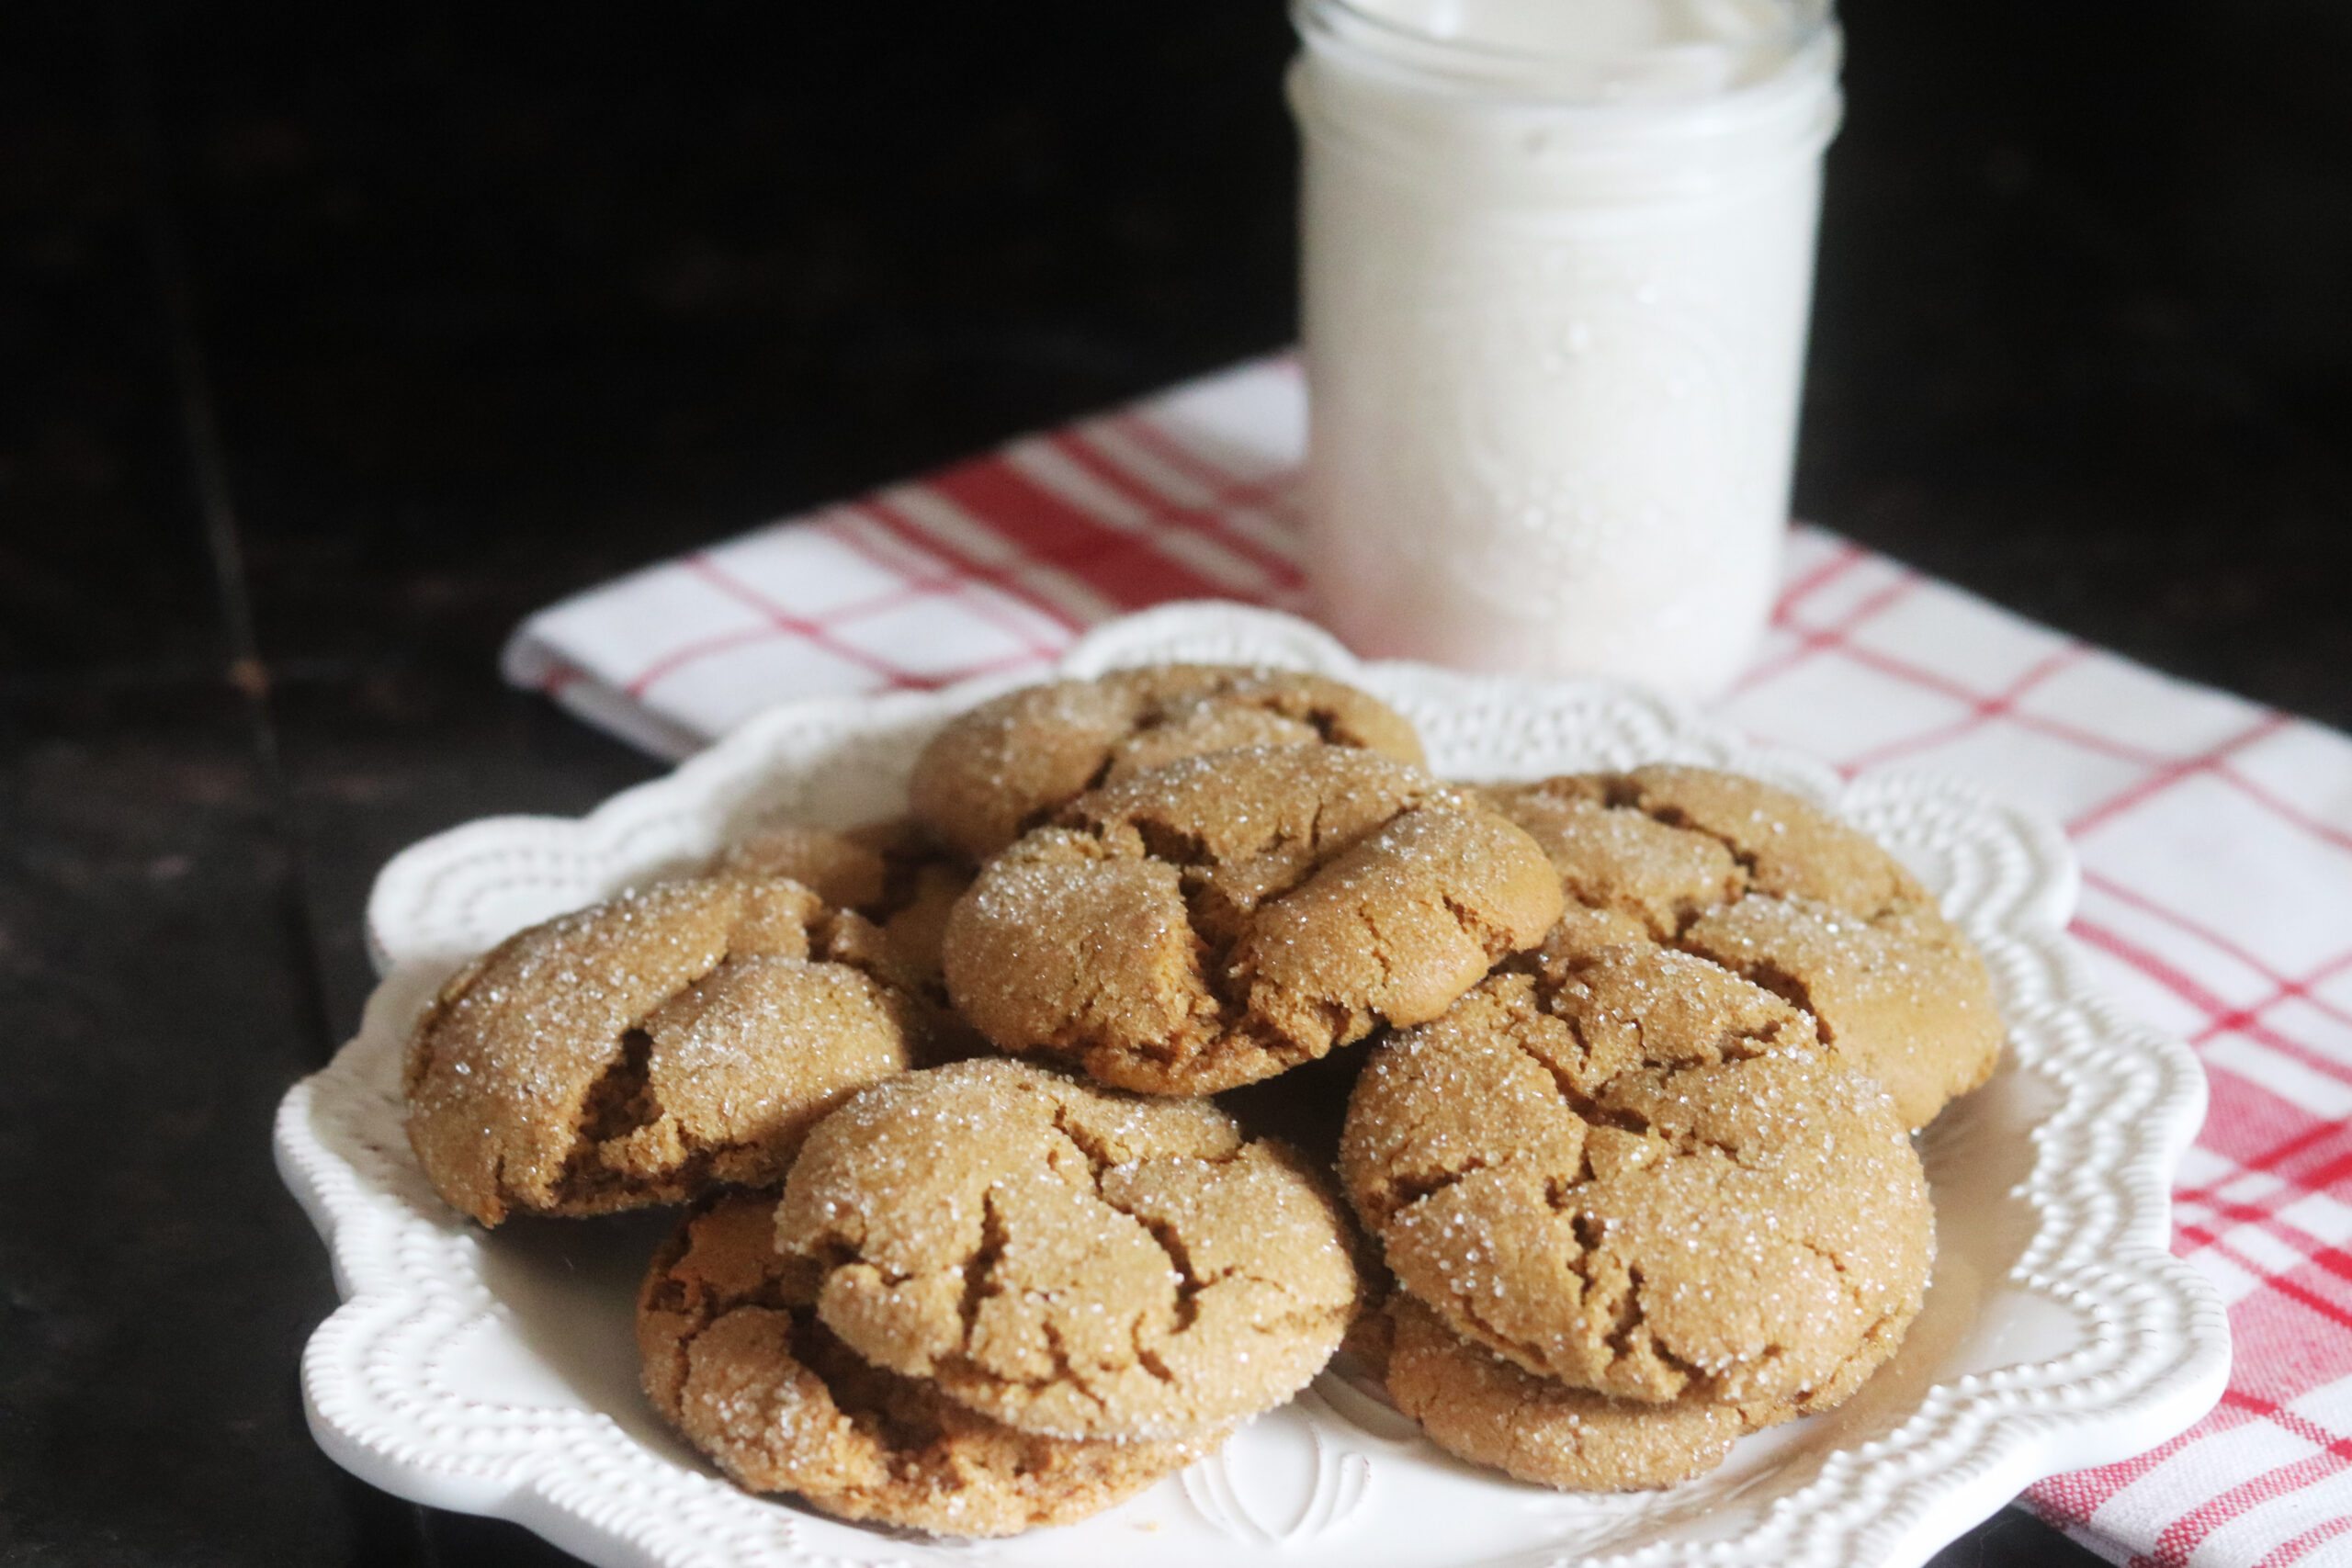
top-left (1289, 0), bottom-right (1842, 695)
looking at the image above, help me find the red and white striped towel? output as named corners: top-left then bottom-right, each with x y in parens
top-left (504, 355), bottom-right (2352, 1568)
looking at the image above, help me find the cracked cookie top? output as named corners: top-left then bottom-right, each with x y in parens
top-left (941, 745), bottom-right (1565, 1095)
top-left (909, 663), bottom-right (1426, 863)
top-left (404, 874), bottom-right (924, 1226)
top-left (638, 1190), bottom-right (1216, 1538)
top-left (774, 1058), bottom-right (1360, 1441)
top-left (711, 818), bottom-right (977, 1044)
top-left (1482, 764), bottom-right (2004, 1127)
top-left (1340, 950), bottom-right (1934, 1408)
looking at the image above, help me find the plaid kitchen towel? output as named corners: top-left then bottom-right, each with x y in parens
top-left (505, 355), bottom-right (2352, 1568)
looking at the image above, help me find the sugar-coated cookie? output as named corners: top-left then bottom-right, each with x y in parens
top-left (639, 1191), bottom-right (1215, 1537)
top-left (713, 818), bottom-right (976, 1045)
top-left (404, 874), bottom-right (922, 1225)
top-left (1342, 949), bottom-right (1933, 1407)
top-left (1482, 765), bottom-right (2002, 1126)
top-left (775, 1058), bottom-right (1360, 1440)
top-left (910, 663), bottom-right (1425, 862)
top-left (710, 821), bottom-right (892, 909)
top-left (944, 745), bottom-right (1564, 1094)
top-left (1377, 1295), bottom-right (1802, 1492)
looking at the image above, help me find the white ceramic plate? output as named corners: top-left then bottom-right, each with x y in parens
top-left (276, 602), bottom-right (2230, 1568)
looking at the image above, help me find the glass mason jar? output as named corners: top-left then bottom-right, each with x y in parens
top-left (1289, 0), bottom-right (1842, 697)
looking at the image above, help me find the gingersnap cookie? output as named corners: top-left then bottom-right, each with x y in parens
top-left (1482, 765), bottom-right (2003, 1127)
top-left (711, 821), bottom-right (893, 908)
top-left (1377, 1294), bottom-right (1802, 1492)
top-left (714, 818), bottom-right (975, 1039)
top-left (943, 745), bottom-right (1564, 1095)
top-left (639, 1190), bottom-right (1215, 1537)
top-left (775, 1058), bottom-right (1360, 1441)
top-left (910, 663), bottom-right (1426, 863)
top-left (1341, 947), bottom-right (1933, 1408)
top-left (404, 874), bottom-right (924, 1226)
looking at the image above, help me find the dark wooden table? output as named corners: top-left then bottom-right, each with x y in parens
top-left (6, 2), bottom-right (2346, 1562)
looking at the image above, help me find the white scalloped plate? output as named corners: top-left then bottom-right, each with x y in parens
top-left (277, 603), bottom-right (2230, 1568)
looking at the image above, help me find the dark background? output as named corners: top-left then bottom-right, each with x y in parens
top-left (5, 0), bottom-right (2346, 1563)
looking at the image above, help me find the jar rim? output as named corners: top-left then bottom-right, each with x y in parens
top-left (1295, 0), bottom-right (1836, 105)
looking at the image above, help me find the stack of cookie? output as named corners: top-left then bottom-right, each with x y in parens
top-left (634, 1058), bottom-right (1359, 1534)
top-left (1338, 767), bottom-right (2002, 1488)
top-left (399, 661), bottom-right (2005, 1531)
